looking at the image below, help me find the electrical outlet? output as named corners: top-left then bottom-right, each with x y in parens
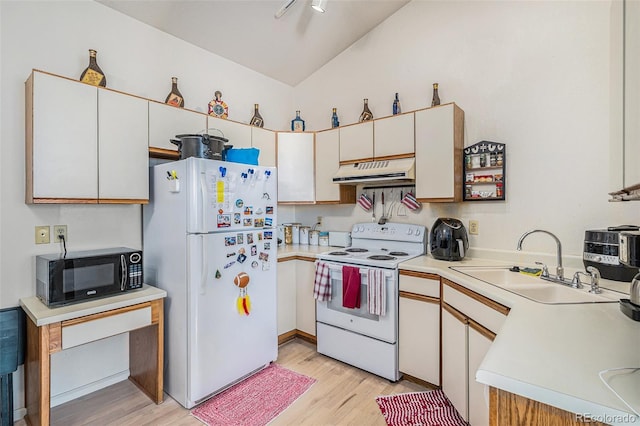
top-left (35, 226), bottom-right (50, 244)
top-left (469, 220), bottom-right (479, 235)
top-left (317, 216), bottom-right (323, 226)
top-left (53, 225), bottom-right (68, 242)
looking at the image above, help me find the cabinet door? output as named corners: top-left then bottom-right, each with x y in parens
top-left (374, 113), bottom-right (414, 158)
top-left (415, 104), bottom-right (464, 202)
top-left (398, 295), bottom-right (440, 385)
top-left (624, 0), bottom-right (640, 188)
top-left (277, 133), bottom-right (315, 203)
top-left (208, 116), bottom-right (252, 148)
top-left (468, 323), bottom-right (494, 426)
top-left (148, 101), bottom-right (207, 151)
top-left (339, 122), bottom-right (374, 162)
top-left (295, 259), bottom-right (316, 336)
top-left (315, 129), bottom-right (340, 202)
top-left (441, 304), bottom-right (468, 421)
top-left (98, 89), bottom-right (149, 202)
top-left (251, 127), bottom-right (276, 167)
top-left (30, 71), bottom-right (98, 201)
top-left (277, 260), bottom-right (297, 336)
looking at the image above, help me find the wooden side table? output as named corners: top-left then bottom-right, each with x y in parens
top-left (20, 286), bottom-right (166, 426)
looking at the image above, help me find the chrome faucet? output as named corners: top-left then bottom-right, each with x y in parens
top-left (517, 229), bottom-right (564, 281)
top-left (572, 266), bottom-right (602, 292)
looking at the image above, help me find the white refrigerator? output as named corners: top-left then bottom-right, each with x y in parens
top-left (143, 157), bottom-right (278, 409)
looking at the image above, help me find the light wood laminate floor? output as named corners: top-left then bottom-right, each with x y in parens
top-left (17, 339), bottom-right (431, 425)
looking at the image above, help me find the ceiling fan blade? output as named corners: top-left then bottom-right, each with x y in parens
top-left (274, 0), bottom-right (298, 18)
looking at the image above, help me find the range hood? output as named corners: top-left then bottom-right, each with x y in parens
top-left (332, 158), bottom-right (415, 185)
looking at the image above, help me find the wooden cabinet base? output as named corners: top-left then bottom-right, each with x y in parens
top-left (24, 299), bottom-right (164, 426)
top-left (489, 387), bottom-right (607, 426)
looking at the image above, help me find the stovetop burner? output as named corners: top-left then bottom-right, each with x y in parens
top-left (328, 251), bottom-right (348, 255)
top-left (346, 248), bottom-right (369, 253)
top-left (389, 251), bottom-right (409, 256)
top-left (368, 255), bottom-right (397, 261)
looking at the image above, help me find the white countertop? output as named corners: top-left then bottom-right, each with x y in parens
top-left (20, 284), bottom-right (167, 326)
top-left (277, 243), bottom-right (335, 258)
top-left (399, 255), bottom-right (640, 424)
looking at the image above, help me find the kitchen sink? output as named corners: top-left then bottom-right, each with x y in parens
top-left (451, 266), bottom-right (621, 304)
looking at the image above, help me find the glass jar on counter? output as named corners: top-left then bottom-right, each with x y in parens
top-left (309, 230), bottom-right (320, 245)
top-left (318, 232), bottom-right (330, 246)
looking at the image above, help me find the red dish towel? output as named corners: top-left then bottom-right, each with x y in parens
top-left (313, 261), bottom-right (331, 301)
top-left (342, 266), bottom-right (361, 309)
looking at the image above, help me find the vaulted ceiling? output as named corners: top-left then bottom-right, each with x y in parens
top-left (97, 0), bottom-right (410, 86)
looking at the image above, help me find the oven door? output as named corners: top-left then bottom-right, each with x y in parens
top-left (316, 261), bottom-right (397, 343)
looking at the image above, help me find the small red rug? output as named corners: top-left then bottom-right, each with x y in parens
top-left (191, 363), bottom-right (316, 426)
top-left (376, 389), bottom-right (469, 426)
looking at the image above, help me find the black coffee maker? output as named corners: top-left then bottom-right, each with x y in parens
top-left (430, 218), bottom-right (469, 261)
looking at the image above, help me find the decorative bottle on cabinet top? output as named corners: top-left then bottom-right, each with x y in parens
top-left (208, 90), bottom-right (228, 119)
top-left (79, 49), bottom-right (106, 87)
top-left (359, 98), bottom-right (373, 122)
top-left (250, 104), bottom-right (264, 127)
top-left (431, 83), bottom-right (441, 107)
top-left (291, 110), bottom-right (305, 132)
top-left (165, 77), bottom-right (184, 107)
top-left (392, 93), bottom-right (401, 115)
top-left (331, 108), bottom-right (340, 128)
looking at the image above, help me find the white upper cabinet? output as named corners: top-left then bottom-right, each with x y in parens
top-left (415, 103), bottom-right (464, 202)
top-left (208, 116), bottom-right (252, 149)
top-left (315, 129), bottom-right (341, 203)
top-left (27, 71), bottom-right (98, 201)
top-left (148, 101), bottom-right (207, 151)
top-left (251, 127), bottom-right (276, 167)
top-left (373, 113), bottom-right (415, 159)
top-left (624, 1), bottom-right (640, 188)
top-left (277, 132), bottom-right (315, 203)
top-left (339, 121), bottom-right (374, 163)
top-left (97, 89), bottom-right (149, 201)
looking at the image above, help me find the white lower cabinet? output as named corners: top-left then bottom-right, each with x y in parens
top-left (277, 259), bottom-right (297, 336)
top-left (295, 258), bottom-right (316, 337)
top-left (277, 257), bottom-right (317, 338)
top-left (398, 271), bottom-right (440, 386)
top-left (441, 278), bottom-right (509, 426)
top-left (442, 304), bottom-right (469, 420)
top-left (468, 322), bottom-right (494, 426)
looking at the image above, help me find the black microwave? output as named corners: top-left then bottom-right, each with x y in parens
top-left (36, 247), bottom-right (143, 307)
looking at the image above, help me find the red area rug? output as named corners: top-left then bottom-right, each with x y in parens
top-left (191, 363), bottom-right (316, 426)
top-left (376, 389), bottom-right (468, 426)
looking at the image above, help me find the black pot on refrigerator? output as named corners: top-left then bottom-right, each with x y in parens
top-left (430, 218), bottom-right (469, 261)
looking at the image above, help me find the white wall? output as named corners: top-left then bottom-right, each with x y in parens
top-left (0, 0), bottom-right (293, 416)
top-left (293, 0), bottom-right (639, 264)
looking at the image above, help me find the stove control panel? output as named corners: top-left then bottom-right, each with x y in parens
top-left (350, 222), bottom-right (426, 243)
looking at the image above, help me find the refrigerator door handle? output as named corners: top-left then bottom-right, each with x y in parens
top-left (200, 234), bottom-right (208, 295)
top-left (199, 172), bottom-right (208, 233)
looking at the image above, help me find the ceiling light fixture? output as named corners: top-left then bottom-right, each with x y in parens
top-left (311, 0), bottom-right (327, 13)
top-left (275, 0), bottom-right (297, 19)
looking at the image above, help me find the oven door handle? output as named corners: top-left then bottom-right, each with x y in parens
top-left (324, 264), bottom-right (393, 278)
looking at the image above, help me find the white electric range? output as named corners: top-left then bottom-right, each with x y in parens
top-left (315, 222), bottom-right (427, 381)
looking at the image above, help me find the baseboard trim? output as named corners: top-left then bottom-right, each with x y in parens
top-left (278, 330), bottom-right (317, 345)
top-left (400, 372), bottom-right (439, 389)
top-left (50, 370), bottom-right (130, 407)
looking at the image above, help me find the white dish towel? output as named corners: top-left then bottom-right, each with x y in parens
top-left (367, 269), bottom-right (386, 316)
